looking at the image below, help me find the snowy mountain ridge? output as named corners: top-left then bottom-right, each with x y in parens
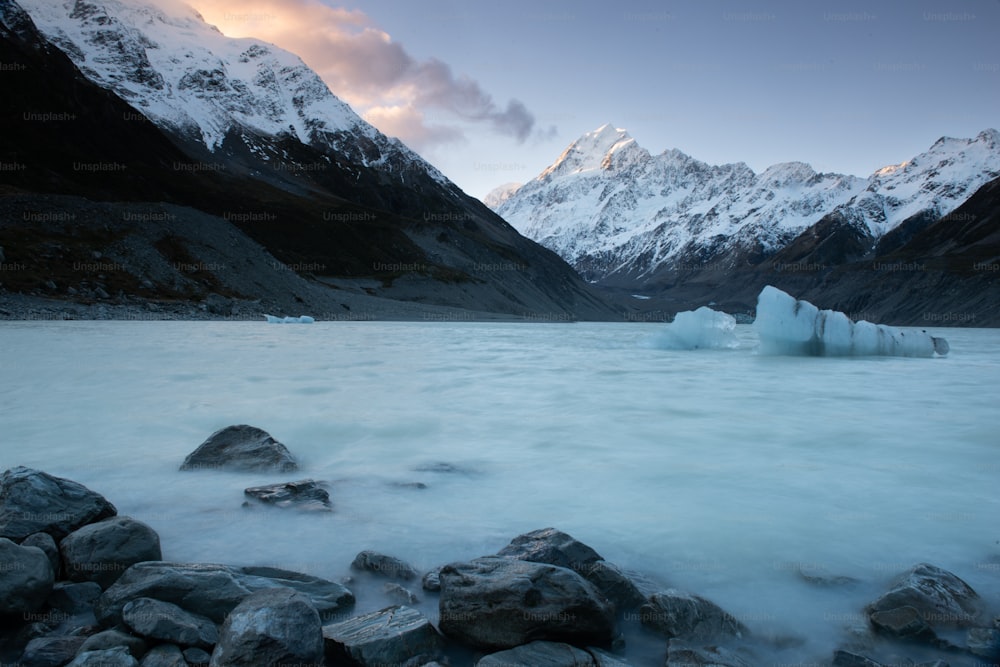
top-left (491, 125), bottom-right (1000, 284)
top-left (16, 0), bottom-right (447, 182)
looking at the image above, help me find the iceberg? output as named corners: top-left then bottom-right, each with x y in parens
top-left (753, 286), bottom-right (948, 357)
top-left (264, 315), bottom-right (315, 324)
top-left (653, 306), bottom-right (740, 350)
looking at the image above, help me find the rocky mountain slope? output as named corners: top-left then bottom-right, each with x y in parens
top-left (1, 0), bottom-right (616, 320)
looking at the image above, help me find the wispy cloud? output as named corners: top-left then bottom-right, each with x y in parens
top-left (189, 0), bottom-right (537, 149)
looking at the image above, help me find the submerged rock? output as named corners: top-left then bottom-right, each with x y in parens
top-left (639, 589), bottom-right (749, 641)
top-left (210, 588), bottom-right (324, 667)
top-left (322, 605), bottom-right (442, 666)
top-left (0, 537), bottom-right (55, 614)
top-left (60, 516), bottom-right (162, 589)
top-left (243, 479), bottom-right (331, 512)
top-left (95, 562), bottom-right (354, 627)
top-left (438, 556), bottom-right (615, 650)
top-left (0, 467), bottom-right (117, 541)
top-left (351, 550), bottom-right (418, 580)
top-left (179, 425), bottom-right (297, 473)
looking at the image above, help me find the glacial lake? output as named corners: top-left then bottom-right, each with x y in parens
top-left (2, 321), bottom-right (998, 665)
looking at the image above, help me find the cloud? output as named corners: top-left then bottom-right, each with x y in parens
top-left (188, 0), bottom-right (537, 148)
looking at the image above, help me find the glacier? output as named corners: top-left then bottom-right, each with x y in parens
top-left (652, 306), bottom-right (740, 350)
top-left (753, 286), bottom-right (949, 357)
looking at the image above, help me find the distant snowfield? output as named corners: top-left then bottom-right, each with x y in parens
top-left (2, 321), bottom-right (998, 664)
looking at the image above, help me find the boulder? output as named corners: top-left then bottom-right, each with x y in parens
top-left (19, 636), bottom-right (88, 667)
top-left (179, 425), bottom-right (297, 472)
top-left (438, 556), bottom-right (615, 650)
top-left (122, 597), bottom-right (218, 648)
top-left (588, 647), bottom-right (633, 666)
top-left (497, 527), bottom-right (603, 571)
top-left (579, 561), bottom-right (646, 612)
top-left (868, 605), bottom-right (935, 641)
top-left (61, 516), bottom-right (162, 589)
top-left (422, 569), bottom-right (441, 592)
top-left (48, 581), bottom-right (104, 615)
top-left (476, 640), bottom-right (596, 666)
top-left (243, 480), bottom-right (331, 511)
top-left (383, 582), bottom-right (419, 604)
top-left (865, 563), bottom-right (982, 631)
top-left (665, 641), bottom-right (751, 667)
top-left (639, 590), bottom-right (749, 641)
top-left (322, 605), bottom-right (442, 666)
top-left (78, 628), bottom-right (147, 660)
top-left (351, 550), bottom-right (418, 580)
top-left (22, 532), bottom-right (60, 579)
top-left (0, 537), bottom-right (55, 614)
top-left (67, 647), bottom-right (139, 667)
top-left (95, 562), bottom-right (355, 626)
top-left (138, 644), bottom-right (188, 667)
top-left (0, 467), bottom-right (117, 541)
top-left (183, 647), bottom-right (211, 665)
top-left (209, 588), bottom-right (324, 667)
top-left (831, 650), bottom-right (885, 667)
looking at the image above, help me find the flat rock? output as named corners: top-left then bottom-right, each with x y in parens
top-left (865, 563), bottom-right (982, 630)
top-left (138, 644), bottom-right (187, 667)
top-left (61, 516), bottom-right (162, 589)
top-left (78, 628), bottom-right (147, 660)
top-left (22, 532), bottom-right (60, 579)
top-left (322, 605), bottom-right (442, 666)
top-left (19, 636), bottom-right (88, 667)
top-left (243, 479), bottom-right (331, 511)
top-left (0, 467), bottom-right (117, 541)
top-left (96, 562), bottom-right (355, 626)
top-left (67, 647), bottom-right (139, 667)
top-left (639, 589), bottom-right (749, 641)
top-left (438, 556), bottom-right (615, 650)
top-left (179, 425), bottom-right (297, 473)
top-left (209, 588), bottom-right (324, 667)
top-left (351, 550), bottom-right (418, 580)
top-left (0, 537), bottom-right (55, 614)
top-left (476, 640), bottom-right (596, 666)
top-left (123, 597), bottom-right (218, 648)
top-left (666, 641), bottom-right (751, 667)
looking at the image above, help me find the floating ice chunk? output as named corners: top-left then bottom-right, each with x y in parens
top-left (653, 306), bottom-right (740, 350)
top-left (753, 286), bottom-right (948, 357)
top-left (264, 315), bottom-right (315, 324)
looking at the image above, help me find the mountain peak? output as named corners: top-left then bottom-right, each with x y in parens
top-left (539, 124), bottom-right (636, 180)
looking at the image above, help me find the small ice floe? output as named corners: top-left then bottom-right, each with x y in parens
top-left (264, 315), bottom-right (315, 324)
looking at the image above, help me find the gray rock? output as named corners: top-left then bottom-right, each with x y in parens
top-left (438, 556), bottom-right (615, 650)
top-left (383, 582), bottom-right (419, 604)
top-left (967, 627), bottom-right (1000, 659)
top-left (831, 650), bottom-right (885, 667)
top-left (639, 589), bottom-right (749, 641)
top-left (0, 467), bottom-right (117, 541)
top-left (579, 561), bottom-right (646, 612)
top-left (123, 597), bottom-right (218, 648)
top-left (421, 569), bottom-right (441, 592)
top-left (96, 562), bottom-right (355, 627)
top-left (864, 563), bottom-right (982, 630)
top-left (797, 564), bottom-right (860, 587)
top-left (61, 516), bottom-right (162, 589)
top-left (23, 532), bottom-right (60, 579)
top-left (179, 425), bottom-right (297, 472)
top-left (67, 647), bottom-right (139, 667)
top-left (78, 628), bottom-right (147, 660)
top-left (869, 605), bottom-right (936, 641)
top-left (0, 537), bottom-right (55, 614)
top-left (666, 641), bottom-right (751, 667)
top-left (588, 647), bottom-right (633, 667)
top-left (322, 605), bottom-right (442, 666)
top-left (48, 580), bottom-right (104, 614)
top-left (183, 647), bottom-right (210, 665)
top-left (351, 550), bottom-right (418, 580)
top-left (243, 479), bottom-right (331, 512)
top-left (138, 644), bottom-right (188, 667)
top-left (476, 640), bottom-right (596, 666)
top-left (209, 588), bottom-right (324, 667)
top-left (496, 527), bottom-right (603, 571)
top-left (19, 636), bottom-right (88, 667)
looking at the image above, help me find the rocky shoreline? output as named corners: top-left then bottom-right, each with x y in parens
top-left (1, 427), bottom-right (999, 666)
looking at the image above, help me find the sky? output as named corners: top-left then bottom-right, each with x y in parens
top-left (189, 0), bottom-right (999, 199)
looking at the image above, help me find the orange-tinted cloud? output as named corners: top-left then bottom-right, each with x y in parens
top-left (188, 0), bottom-right (535, 149)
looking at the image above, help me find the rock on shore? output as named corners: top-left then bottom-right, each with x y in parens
top-left (179, 425), bottom-right (297, 473)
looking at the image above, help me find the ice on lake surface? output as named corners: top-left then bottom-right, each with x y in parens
top-left (650, 306), bottom-right (740, 351)
top-left (1, 320), bottom-right (998, 664)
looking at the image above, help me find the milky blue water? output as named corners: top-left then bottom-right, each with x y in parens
top-left (2, 321), bottom-right (998, 664)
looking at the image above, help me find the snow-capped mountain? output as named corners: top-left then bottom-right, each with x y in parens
top-left (16, 0), bottom-right (446, 183)
top-left (491, 124), bottom-right (1000, 286)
